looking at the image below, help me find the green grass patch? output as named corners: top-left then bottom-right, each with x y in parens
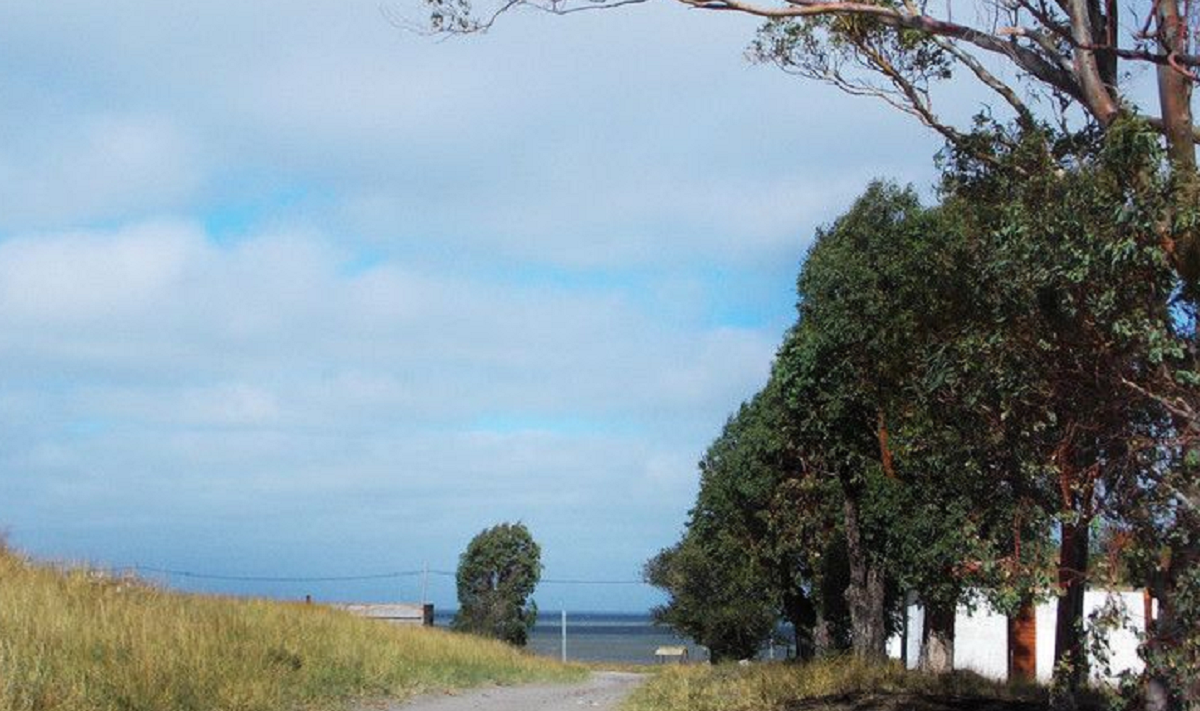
top-left (0, 546), bottom-right (585, 711)
top-left (622, 656), bottom-right (1048, 711)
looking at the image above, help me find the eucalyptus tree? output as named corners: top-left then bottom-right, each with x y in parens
top-left (647, 378), bottom-right (842, 660)
top-left (774, 181), bottom-right (1019, 665)
top-left (937, 118), bottom-right (1191, 704)
top-left (644, 529), bottom-right (781, 662)
top-left (688, 377), bottom-right (847, 658)
top-left (420, 0), bottom-right (1198, 294)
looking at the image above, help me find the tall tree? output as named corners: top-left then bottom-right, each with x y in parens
top-left (937, 119), bottom-right (1188, 703)
top-left (453, 522), bottom-right (543, 646)
top-left (777, 182), bottom-right (940, 661)
top-left (689, 378), bottom-right (847, 658)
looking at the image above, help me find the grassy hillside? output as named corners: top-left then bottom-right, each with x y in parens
top-left (623, 657), bottom-right (1047, 711)
top-left (0, 546), bottom-right (584, 711)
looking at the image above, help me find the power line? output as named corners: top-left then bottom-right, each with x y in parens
top-left (540, 578), bottom-right (645, 585)
top-left (129, 565), bottom-right (426, 583)
top-left (123, 565), bottom-right (646, 585)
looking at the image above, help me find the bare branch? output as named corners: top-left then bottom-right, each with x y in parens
top-left (551, 0), bottom-right (652, 15)
top-left (682, 0), bottom-right (1088, 102)
top-left (1072, 43), bottom-right (1200, 70)
top-left (934, 36), bottom-right (1038, 125)
top-left (859, 38), bottom-right (967, 145)
top-left (1120, 377), bottom-right (1200, 428)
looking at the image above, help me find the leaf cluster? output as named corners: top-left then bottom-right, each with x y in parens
top-left (453, 522), bottom-right (543, 647)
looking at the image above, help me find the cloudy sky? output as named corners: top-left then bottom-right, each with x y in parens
top-left (0, 0), bottom-right (956, 611)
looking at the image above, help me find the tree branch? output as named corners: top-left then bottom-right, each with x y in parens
top-left (682, 0), bottom-right (1087, 102)
top-left (933, 36), bottom-right (1038, 126)
top-left (1146, 116), bottom-right (1200, 143)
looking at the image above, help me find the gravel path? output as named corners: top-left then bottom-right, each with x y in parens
top-left (380, 672), bottom-right (646, 711)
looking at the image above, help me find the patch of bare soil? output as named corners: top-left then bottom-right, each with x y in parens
top-left (784, 693), bottom-right (1050, 711)
top-left (369, 671), bottom-right (646, 711)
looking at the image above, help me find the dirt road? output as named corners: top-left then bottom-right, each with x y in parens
top-left (383, 672), bottom-right (645, 711)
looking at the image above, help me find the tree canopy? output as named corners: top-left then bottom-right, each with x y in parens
top-left (452, 522), bottom-right (543, 646)
top-left (646, 121), bottom-right (1198, 706)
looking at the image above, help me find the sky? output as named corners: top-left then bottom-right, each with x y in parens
top-left (0, 0), bottom-right (960, 611)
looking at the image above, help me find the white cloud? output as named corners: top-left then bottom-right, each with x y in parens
top-left (0, 221), bottom-right (773, 606)
top-left (0, 220), bottom-right (202, 322)
top-left (0, 114), bottom-right (204, 230)
top-left (0, 0), bottom-right (958, 607)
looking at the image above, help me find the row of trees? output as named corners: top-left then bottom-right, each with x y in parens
top-left (418, 0), bottom-right (1198, 704)
top-left (646, 120), bottom-right (1198, 709)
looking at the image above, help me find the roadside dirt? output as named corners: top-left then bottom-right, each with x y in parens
top-left (785, 693), bottom-right (1053, 711)
top-left (371, 671), bottom-right (646, 711)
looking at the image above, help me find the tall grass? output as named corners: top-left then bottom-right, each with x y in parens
top-left (0, 546), bottom-right (584, 711)
top-left (623, 656), bottom-right (1046, 711)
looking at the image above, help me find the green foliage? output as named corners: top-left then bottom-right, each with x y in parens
top-left (452, 522), bottom-right (542, 647)
top-left (776, 180), bottom-right (1026, 648)
top-left (938, 118), bottom-right (1200, 702)
top-left (644, 532), bottom-right (779, 663)
top-left (657, 116), bottom-right (1197, 697)
top-left (647, 378), bottom-right (854, 660)
top-left (645, 388), bottom-right (798, 661)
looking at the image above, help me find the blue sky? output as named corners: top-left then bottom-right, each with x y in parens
top-left (0, 0), bottom-right (956, 611)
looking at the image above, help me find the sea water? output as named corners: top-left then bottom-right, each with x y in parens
top-left (433, 611), bottom-right (707, 664)
top-left (433, 611), bottom-right (795, 664)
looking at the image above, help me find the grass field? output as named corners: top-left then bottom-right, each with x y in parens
top-left (622, 656), bottom-right (1050, 711)
top-left (0, 545), bottom-right (585, 711)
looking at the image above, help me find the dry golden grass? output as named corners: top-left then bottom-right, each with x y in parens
top-left (622, 656), bottom-right (1047, 711)
top-left (0, 546), bottom-right (585, 711)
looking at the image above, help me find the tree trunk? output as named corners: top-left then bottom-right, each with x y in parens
top-left (1053, 519), bottom-right (1089, 703)
top-left (1155, 0), bottom-right (1200, 296)
top-left (783, 587), bottom-right (817, 661)
top-left (1066, 0), bottom-right (1119, 124)
top-left (919, 597), bottom-right (956, 673)
top-left (844, 494), bottom-right (888, 659)
top-left (1156, 0), bottom-right (1196, 172)
top-left (813, 609), bottom-right (835, 658)
top-left (1008, 599), bottom-right (1038, 682)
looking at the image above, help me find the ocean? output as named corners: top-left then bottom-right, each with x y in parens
top-left (433, 610), bottom-right (705, 663)
top-left (432, 611), bottom-right (794, 664)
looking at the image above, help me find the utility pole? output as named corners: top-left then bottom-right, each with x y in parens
top-left (561, 607), bottom-right (567, 662)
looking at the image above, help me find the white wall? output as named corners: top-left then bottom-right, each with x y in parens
top-left (955, 601), bottom-right (1010, 680)
top-left (889, 590), bottom-right (1151, 683)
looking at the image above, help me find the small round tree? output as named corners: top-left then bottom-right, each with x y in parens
top-left (451, 522), bottom-right (542, 646)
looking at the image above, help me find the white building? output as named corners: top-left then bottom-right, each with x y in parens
top-left (887, 590), bottom-right (1152, 683)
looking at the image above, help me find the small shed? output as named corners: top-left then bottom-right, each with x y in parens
top-left (655, 645), bottom-right (689, 664)
top-left (330, 603), bottom-right (434, 626)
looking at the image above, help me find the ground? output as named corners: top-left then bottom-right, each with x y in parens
top-left (785, 694), bottom-right (1056, 711)
top-left (376, 671), bottom-right (646, 711)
